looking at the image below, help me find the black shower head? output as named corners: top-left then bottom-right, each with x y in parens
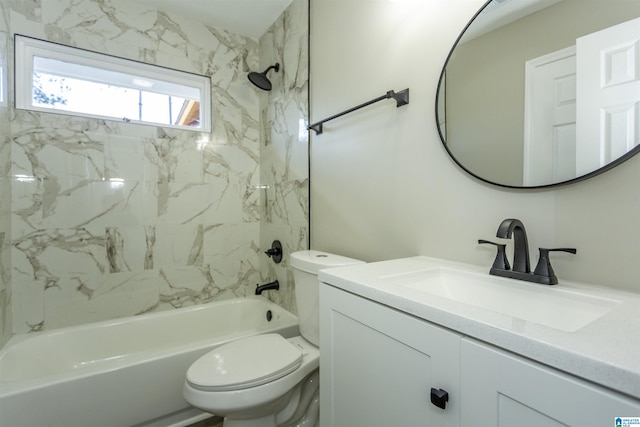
top-left (248, 63), bottom-right (280, 91)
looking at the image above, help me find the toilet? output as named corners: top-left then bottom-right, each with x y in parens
top-left (183, 250), bottom-right (364, 427)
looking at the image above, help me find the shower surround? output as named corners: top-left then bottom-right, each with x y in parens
top-left (0, 0), bottom-right (308, 341)
top-left (0, 3), bottom-right (10, 347)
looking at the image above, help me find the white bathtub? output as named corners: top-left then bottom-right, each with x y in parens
top-left (0, 296), bottom-right (299, 427)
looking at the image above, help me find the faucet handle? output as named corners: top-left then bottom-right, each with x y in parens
top-left (478, 239), bottom-right (510, 271)
top-left (533, 248), bottom-right (577, 285)
top-left (264, 240), bottom-right (283, 264)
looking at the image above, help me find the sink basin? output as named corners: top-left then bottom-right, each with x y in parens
top-left (385, 267), bottom-right (619, 332)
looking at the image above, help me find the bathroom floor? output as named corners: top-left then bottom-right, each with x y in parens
top-left (187, 415), bottom-right (223, 427)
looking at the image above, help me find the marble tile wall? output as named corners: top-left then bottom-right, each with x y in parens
top-left (3, 0), bottom-right (308, 335)
top-left (258, 0), bottom-right (309, 314)
top-left (0, 0), bottom-right (11, 347)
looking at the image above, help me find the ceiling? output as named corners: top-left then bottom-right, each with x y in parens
top-left (134, 0), bottom-right (294, 39)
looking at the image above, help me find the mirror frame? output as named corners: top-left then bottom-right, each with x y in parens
top-left (435, 0), bottom-right (640, 189)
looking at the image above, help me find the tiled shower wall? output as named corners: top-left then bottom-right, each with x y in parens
top-left (0, 1), bottom-right (10, 347)
top-left (1, 0), bottom-right (308, 338)
top-left (258, 0), bottom-right (309, 313)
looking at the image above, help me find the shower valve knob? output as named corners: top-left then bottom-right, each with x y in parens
top-left (264, 240), bottom-right (283, 264)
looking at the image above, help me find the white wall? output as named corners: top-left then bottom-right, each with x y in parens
top-left (310, 0), bottom-right (640, 292)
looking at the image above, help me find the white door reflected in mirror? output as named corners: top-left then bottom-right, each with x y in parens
top-left (524, 46), bottom-right (577, 186)
top-left (576, 17), bottom-right (640, 176)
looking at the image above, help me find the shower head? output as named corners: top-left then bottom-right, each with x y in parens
top-left (248, 63), bottom-right (280, 91)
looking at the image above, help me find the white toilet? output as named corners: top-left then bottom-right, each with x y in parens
top-left (183, 250), bottom-right (364, 427)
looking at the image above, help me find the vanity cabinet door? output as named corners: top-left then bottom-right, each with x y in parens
top-left (461, 338), bottom-right (640, 427)
top-left (319, 284), bottom-right (461, 427)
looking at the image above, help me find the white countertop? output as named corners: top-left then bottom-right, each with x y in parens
top-left (318, 256), bottom-right (640, 399)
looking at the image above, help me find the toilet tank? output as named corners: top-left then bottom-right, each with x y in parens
top-left (290, 251), bottom-right (364, 346)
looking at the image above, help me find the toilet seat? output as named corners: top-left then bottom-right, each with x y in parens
top-left (186, 334), bottom-right (303, 392)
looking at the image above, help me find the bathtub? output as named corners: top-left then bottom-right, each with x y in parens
top-left (0, 296), bottom-right (299, 427)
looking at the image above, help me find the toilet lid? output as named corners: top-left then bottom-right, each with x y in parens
top-left (186, 334), bottom-right (303, 392)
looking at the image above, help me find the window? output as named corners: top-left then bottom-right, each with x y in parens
top-left (15, 35), bottom-right (211, 132)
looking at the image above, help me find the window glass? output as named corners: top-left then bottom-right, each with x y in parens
top-left (15, 35), bottom-right (211, 132)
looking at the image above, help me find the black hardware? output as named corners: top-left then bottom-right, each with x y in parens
top-left (533, 248), bottom-right (577, 285)
top-left (248, 63), bottom-right (280, 91)
top-left (255, 280), bottom-right (279, 295)
top-left (264, 240), bottom-right (283, 264)
top-left (430, 388), bottom-right (449, 410)
top-left (484, 218), bottom-right (576, 285)
top-left (496, 218), bottom-right (530, 273)
top-left (478, 239), bottom-right (510, 271)
top-left (308, 88), bottom-right (409, 135)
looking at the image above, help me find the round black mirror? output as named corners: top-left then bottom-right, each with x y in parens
top-left (436, 0), bottom-right (640, 188)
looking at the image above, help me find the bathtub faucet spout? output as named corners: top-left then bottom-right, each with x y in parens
top-left (255, 280), bottom-right (280, 295)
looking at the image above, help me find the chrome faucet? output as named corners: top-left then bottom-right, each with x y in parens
top-left (479, 218), bottom-right (576, 285)
top-left (496, 218), bottom-right (530, 273)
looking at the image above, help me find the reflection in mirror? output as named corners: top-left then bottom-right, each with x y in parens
top-left (437, 0), bottom-right (640, 188)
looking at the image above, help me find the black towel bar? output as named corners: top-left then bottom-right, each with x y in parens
top-left (308, 88), bottom-right (409, 135)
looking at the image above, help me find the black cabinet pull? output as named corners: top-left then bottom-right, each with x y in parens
top-left (430, 387), bottom-right (449, 409)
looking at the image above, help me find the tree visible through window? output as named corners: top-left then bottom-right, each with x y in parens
top-left (33, 73), bottom-right (68, 106)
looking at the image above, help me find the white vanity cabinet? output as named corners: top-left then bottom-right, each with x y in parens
top-left (320, 281), bottom-right (640, 427)
top-left (319, 284), bottom-right (461, 427)
top-left (461, 338), bottom-right (640, 426)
